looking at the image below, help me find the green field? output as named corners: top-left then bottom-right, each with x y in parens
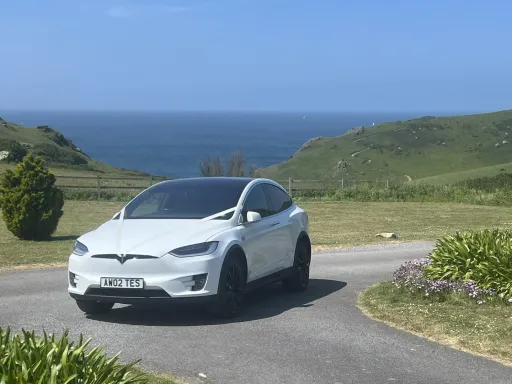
top-left (411, 161), bottom-right (512, 185)
top-left (259, 109), bottom-right (512, 183)
top-left (2, 201), bottom-right (512, 268)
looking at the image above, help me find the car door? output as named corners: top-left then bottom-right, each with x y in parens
top-left (262, 183), bottom-right (296, 271)
top-left (237, 184), bottom-right (278, 282)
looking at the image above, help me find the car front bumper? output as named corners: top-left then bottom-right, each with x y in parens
top-left (68, 249), bottom-right (224, 304)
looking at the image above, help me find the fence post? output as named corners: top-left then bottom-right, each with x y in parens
top-left (96, 176), bottom-right (101, 199)
top-left (386, 179), bottom-right (389, 189)
top-left (341, 177), bottom-right (344, 190)
top-left (149, 175), bottom-right (153, 187)
top-left (288, 177), bottom-right (293, 197)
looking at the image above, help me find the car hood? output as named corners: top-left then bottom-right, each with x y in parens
top-left (78, 218), bottom-right (231, 257)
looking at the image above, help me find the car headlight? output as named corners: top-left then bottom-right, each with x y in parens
top-left (169, 242), bottom-right (219, 257)
top-left (72, 241), bottom-right (89, 256)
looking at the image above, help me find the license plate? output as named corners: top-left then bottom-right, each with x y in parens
top-left (100, 277), bottom-right (144, 289)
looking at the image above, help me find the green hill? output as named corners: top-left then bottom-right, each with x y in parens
top-left (259, 109), bottom-right (512, 183)
top-left (0, 117), bottom-right (147, 176)
top-left (412, 161), bottom-right (512, 185)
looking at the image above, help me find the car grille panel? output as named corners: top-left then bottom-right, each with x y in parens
top-left (86, 287), bottom-right (170, 298)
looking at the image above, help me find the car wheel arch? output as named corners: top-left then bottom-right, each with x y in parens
top-left (223, 244), bottom-right (248, 283)
top-left (297, 232), bottom-right (311, 257)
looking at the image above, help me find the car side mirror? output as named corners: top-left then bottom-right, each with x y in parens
top-left (246, 211), bottom-right (262, 223)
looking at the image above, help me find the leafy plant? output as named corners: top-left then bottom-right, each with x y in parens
top-left (0, 154), bottom-right (64, 240)
top-left (0, 328), bottom-right (148, 384)
top-left (393, 257), bottom-right (493, 302)
top-left (425, 229), bottom-right (512, 297)
top-left (6, 141), bottom-right (27, 163)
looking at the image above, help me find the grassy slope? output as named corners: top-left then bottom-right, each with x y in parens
top-left (0, 118), bottom-right (148, 176)
top-left (2, 201), bottom-right (512, 268)
top-left (359, 282), bottom-right (512, 365)
top-left (412, 161), bottom-right (512, 184)
top-left (259, 109), bottom-right (512, 183)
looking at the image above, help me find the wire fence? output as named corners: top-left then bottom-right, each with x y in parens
top-left (0, 173), bottom-right (389, 198)
top-left (0, 172), bottom-right (510, 200)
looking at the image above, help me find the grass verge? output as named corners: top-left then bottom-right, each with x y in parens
top-left (2, 201), bottom-right (512, 268)
top-left (132, 368), bottom-right (183, 384)
top-left (358, 282), bottom-right (512, 365)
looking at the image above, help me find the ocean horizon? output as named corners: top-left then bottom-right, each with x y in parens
top-left (1, 110), bottom-right (445, 177)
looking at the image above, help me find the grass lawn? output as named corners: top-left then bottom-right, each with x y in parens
top-left (301, 201), bottom-right (512, 248)
top-left (1, 201), bottom-right (512, 268)
top-left (359, 282), bottom-right (512, 365)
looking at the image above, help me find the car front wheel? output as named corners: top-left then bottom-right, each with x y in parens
top-left (283, 239), bottom-right (310, 292)
top-left (75, 299), bottom-right (114, 315)
top-left (212, 255), bottom-right (246, 318)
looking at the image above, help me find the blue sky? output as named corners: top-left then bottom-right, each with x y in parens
top-left (1, 0), bottom-right (511, 112)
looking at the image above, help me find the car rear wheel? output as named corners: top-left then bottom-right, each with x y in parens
top-left (283, 239), bottom-right (310, 292)
top-left (75, 299), bottom-right (114, 315)
top-left (212, 256), bottom-right (246, 318)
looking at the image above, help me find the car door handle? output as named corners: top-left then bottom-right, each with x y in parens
top-left (270, 222), bottom-right (280, 227)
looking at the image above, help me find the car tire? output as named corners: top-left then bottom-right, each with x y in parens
top-left (212, 255), bottom-right (246, 319)
top-left (283, 238), bottom-right (311, 292)
top-left (75, 300), bottom-right (114, 315)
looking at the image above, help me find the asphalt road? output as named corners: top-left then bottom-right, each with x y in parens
top-left (1, 241), bottom-right (511, 384)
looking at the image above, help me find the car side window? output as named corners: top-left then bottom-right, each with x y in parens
top-left (242, 185), bottom-right (271, 221)
top-left (263, 184), bottom-right (293, 215)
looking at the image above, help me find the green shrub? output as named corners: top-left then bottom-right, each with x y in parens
top-left (291, 183), bottom-right (512, 206)
top-left (6, 141), bottom-right (28, 163)
top-left (63, 188), bottom-right (138, 201)
top-left (0, 328), bottom-right (147, 384)
top-left (425, 229), bottom-right (512, 297)
top-left (457, 173), bottom-right (512, 191)
top-left (0, 138), bottom-right (17, 152)
top-left (0, 154), bottom-right (64, 240)
top-left (32, 143), bottom-right (88, 166)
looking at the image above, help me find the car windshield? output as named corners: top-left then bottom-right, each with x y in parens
top-left (123, 178), bottom-right (250, 219)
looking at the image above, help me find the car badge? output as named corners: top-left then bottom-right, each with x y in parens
top-left (117, 253), bottom-right (126, 264)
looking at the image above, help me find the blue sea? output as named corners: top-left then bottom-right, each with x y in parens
top-left (1, 111), bottom-right (424, 177)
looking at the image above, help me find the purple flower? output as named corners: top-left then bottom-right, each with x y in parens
top-left (393, 257), bottom-right (496, 301)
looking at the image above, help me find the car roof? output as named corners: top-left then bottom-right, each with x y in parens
top-left (156, 177), bottom-right (255, 189)
top-left (153, 177), bottom-right (288, 194)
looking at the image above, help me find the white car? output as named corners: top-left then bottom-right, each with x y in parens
top-left (68, 177), bottom-right (311, 318)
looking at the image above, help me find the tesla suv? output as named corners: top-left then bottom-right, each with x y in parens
top-left (68, 177), bottom-right (311, 318)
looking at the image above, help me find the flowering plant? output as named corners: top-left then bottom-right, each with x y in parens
top-left (393, 257), bottom-right (506, 303)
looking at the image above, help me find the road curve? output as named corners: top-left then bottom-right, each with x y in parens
top-left (1, 242), bottom-right (511, 384)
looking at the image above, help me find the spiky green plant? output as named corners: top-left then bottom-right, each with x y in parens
top-left (425, 229), bottom-right (512, 297)
top-left (0, 328), bottom-right (148, 384)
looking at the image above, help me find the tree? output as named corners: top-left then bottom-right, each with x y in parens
top-left (0, 154), bottom-right (64, 240)
top-left (248, 165), bottom-right (259, 178)
top-left (6, 141), bottom-right (27, 163)
top-left (199, 155), bottom-right (224, 177)
top-left (227, 150), bottom-right (246, 177)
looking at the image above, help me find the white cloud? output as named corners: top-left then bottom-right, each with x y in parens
top-left (104, 4), bottom-right (188, 19)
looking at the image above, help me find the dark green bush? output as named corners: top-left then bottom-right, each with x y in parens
top-left (0, 154), bottom-right (64, 240)
top-left (32, 143), bottom-right (88, 166)
top-left (425, 229), bottom-right (512, 297)
top-left (291, 183), bottom-right (512, 206)
top-left (0, 328), bottom-right (147, 384)
top-left (6, 141), bottom-right (27, 163)
top-left (0, 138), bottom-right (16, 151)
top-left (457, 173), bottom-right (512, 191)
